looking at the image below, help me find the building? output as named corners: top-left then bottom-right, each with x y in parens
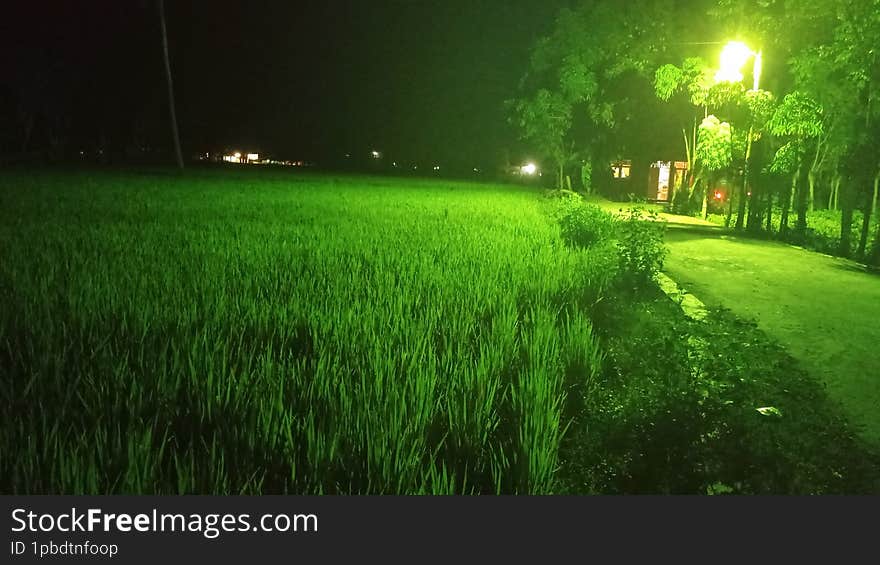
top-left (610, 159), bottom-right (689, 202)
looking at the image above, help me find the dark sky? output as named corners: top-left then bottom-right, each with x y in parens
top-left (2, 0), bottom-right (569, 168)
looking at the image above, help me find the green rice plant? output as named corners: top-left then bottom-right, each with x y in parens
top-left (0, 169), bottom-right (613, 494)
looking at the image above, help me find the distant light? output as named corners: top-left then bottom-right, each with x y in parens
top-left (714, 191), bottom-right (723, 200)
top-left (521, 163), bottom-right (537, 175)
top-left (433, 165), bottom-right (440, 171)
top-left (371, 150), bottom-right (381, 158)
top-left (393, 162), bottom-right (397, 167)
top-left (345, 153), bottom-right (351, 158)
top-left (473, 167), bottom-right (480, 173)
top-left (233, 152), bottom-right (241, 159)
top-left (246, 153), bottom-right (259, 161)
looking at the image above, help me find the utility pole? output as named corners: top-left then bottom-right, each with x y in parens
top-left (159, 0), bottom-right (184, 170)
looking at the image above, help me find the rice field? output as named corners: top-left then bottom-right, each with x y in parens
top-left (0, 168), bottom-right (616, 494)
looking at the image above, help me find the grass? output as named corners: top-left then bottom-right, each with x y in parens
top-left (0, 168), bottom-right (611, 494)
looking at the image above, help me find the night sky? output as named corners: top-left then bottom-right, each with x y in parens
top-left (2, 0), bottom-right (570, 168)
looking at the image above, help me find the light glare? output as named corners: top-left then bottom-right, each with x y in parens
top-left (714, 41), bottom-right (754, 84)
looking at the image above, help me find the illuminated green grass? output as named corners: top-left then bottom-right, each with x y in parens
top-left (0, 169), bottom-right (611, 494)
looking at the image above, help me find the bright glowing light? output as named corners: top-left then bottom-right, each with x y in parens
top-left (714, 191), bottom-right (723, 200)
top-left (246, 153), bottom-right (259, 161)
top-left (752, 50), bottom-right (762, 90)
top-left (521, 163), bottom-right (537, 175)
top-left (433, 165), bottom-right (440, 171)
top-left (371, 150), bottom-right (380, 158)
top-left (714, 41), bottom-right (754, 84)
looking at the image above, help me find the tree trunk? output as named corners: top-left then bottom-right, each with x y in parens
top-left (873, 169), bottom-right (879, 218)
top-left (701, 173), bottom-right (711, 220)
top-left (764, 188), bottom-right (773, 233)
top-left (833, 177), bottom-right (839, 210)
top-left (807, 134), bottom-right (824, 214)
top-left (795, 162), bottom-right (809, 240)
top-left (736, 127), bottom-right (753, 229)
top-left (808, 169), bottom-right (816, 214)
top-left (746, 184), bottom-right (763, 233)
top-left (870, 219), bottom-right (880, 267)
top-left (839, 181), bottom-right (854, 257)
top-left (858, 199), bottom-right (873, 258)
top-left (828, 173), bottom-right (841, 211)
top-left (159, 0), bottom-right (184, 170)
top-left (724, 176), bottom-right (735, 227)
top-left (780, 168), bottom-right (798, 236)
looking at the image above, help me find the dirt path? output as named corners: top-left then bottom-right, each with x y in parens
top-left (661, 215), bottom-right (880, 445)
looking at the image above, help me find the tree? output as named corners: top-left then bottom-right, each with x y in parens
top-left (738, 89), bottom-right (775, 229)
top-left (158, 0), bottom-right (184, 170)
top-left (513, 0), bottom-right (691, 194)
top-left (767, 92), bottom-right (824, 238)
top-left (511, 90), bottom-right (576, 189)
top-left (829, 0), bottom-right (880, 263)
top-left (654, 57), bottom-right (715, 210)
top-left (695, 115), bottom-right (732, 218)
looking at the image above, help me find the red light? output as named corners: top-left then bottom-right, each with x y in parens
top-left (714, 191), bottom-right (722, 200)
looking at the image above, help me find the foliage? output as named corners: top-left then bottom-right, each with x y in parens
top-left (653, 64), bottom-right (683, 102)
top-left (696, 115), bottom-right (732, 172)
top-left (768, 141), bottom-right (800, 174)
top-left (580, 161), bottom-right (593, 193)
top-left (510, 89), bottom-right (576, 187)
top-left (767, 91), bottom-right (824, 140)
top-left (614, 208), bottom-right (668, 288)
top-left (516, 0), bottom-right (683, 176)
top-left (550, 193), bottom-right (616, 251)
top-left (653, 57), bottom-right (714, 107)
top-left (744, 89), bottom-right (776, 135)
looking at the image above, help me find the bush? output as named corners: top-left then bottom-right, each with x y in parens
top-left (615, 208), bottom-right (668, 288)
top-left (546, 191), bottom-right (616, 249)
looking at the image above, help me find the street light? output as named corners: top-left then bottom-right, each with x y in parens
top-left (714, 41), bottom-right (762, 90)
top-left (713, 41), bottom-right (765, 229)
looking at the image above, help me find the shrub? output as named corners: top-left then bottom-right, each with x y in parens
top-left (615, 208), bottom-right (668, 288)
top-left (546, 191), bottom-right (616, 249)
